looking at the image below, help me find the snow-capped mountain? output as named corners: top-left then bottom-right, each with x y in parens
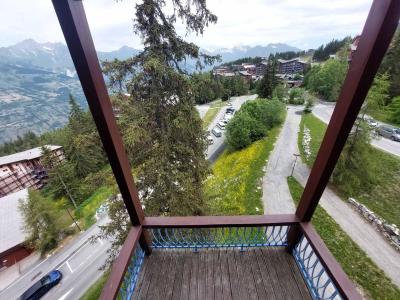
top-left (0, 39), bottom-right (300, 143)
top-left (0, 39), bottom-right (141, 76)
top-left (207, 44), bottom-right (301, 63)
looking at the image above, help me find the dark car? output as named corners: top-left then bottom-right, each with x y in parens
top-left (20, 270), bottom-right (62, 300)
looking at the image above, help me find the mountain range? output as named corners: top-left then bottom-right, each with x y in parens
top-left (0, 39), bottom-right (300, 144)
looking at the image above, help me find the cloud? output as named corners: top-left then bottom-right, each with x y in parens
top-left (0, 0), bottom-right (372, 51)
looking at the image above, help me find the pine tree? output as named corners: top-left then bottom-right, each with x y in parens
top-left (389, 96), bottom-right (400, 124)
top-left (18, 189), bottom-right (65, 254)
top-left (102, 0), bottom-right (218, 216)
top-left (257, 57), bottom-right (278, 99)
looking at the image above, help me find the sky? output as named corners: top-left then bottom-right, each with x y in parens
top-left (0, 0), bottom-right (373, 51)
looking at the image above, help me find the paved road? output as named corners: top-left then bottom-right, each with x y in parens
top-left (293, 164), bottom-right (400, 287)
top-left (0, 217), bottom-right (111, 300)
top-left (204, 94), bottom-right (257, 162)
top-left (262, 106), bottom-right (400, 287)
top-left (262, 106), bottom-right (301, 214)
top-left (313, 101), bottom-right (400, 157)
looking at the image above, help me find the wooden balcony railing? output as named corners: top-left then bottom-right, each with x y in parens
top-left (51, 0), bottom-right (400, 299)
top-left (99, 216), bottom-right (361, 300)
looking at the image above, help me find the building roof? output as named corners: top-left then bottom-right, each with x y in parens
top-left (0, 145), bottom-right (62, 166)
top-left (277, 57), bottom-right (308, 64)
top-left (0, 189), bottom-right (28, 254)
top-left (238, 71), bottom-right (251, 76)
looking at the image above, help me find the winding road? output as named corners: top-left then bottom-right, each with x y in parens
top-left (0, 217), bottom-right (111, 300)
top-left (262, 106), bottom-right (400, 287)
top-left (313, 101), bottom-right (400, 157)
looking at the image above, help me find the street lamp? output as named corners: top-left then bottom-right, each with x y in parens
top-left (291, 154), bottom-right (301, 177)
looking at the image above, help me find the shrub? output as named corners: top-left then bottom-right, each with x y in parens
top-left (226, 99), bottom-right (285, 150)
top-left (288, 88), bottom-right (305, 105)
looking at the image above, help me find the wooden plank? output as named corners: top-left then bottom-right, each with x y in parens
top-left (227, 249), bottom-right (240, 300)
top-left (189, 251), bottom-right (199, 299)
top-left (234, 250), bottom-right (257, 300)
top-left (147, 251), bottom-right (167, 299)
top-left (254, 248), bottom-right (277, 300)
top-left (171, 251), bottom-right (185, 300)
top-left (180, 250), bottom-right (191, 300)
top-left (269, 248), bottom-right (298, 300)
top-left (247, 249), bottom-right (268, 299)
top-left (220, 250), bottom-right (232, 300)
top-left (285, 253), bottom-right (312, 300)
top-left (197, 251), bottom-right (206, 300)
top-left (137, 251), bottom-right (159, 299)
top-left (271, 248), bottom-right (303, 300)
top-left (143, 214), bottom-right (299, 228)
top-left (205, 249), bottom-right (214, 300)
top-left (164, 250), bottom-right (179, 300)
top-left (157, 249), bottom-right (175, 299)
top-left (260, 248), bottom-right (285, 300)
top-left (213, 249), bottom-right (223, 299)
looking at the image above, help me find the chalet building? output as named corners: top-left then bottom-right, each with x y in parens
top-left (255, 61), bottom-right (268, 76)
top-left (0, 145), bottom-right (63, 197)
top-left (212, 66), bottom-right (235, 77)
top-left (0, 189), bottom-right (31, 270)
top-left (238, 70), bottom-right (252, 81)
top-left (240, 63), bottom-right (256, 75)
top-left (277, 57), bottom-right (309, 74)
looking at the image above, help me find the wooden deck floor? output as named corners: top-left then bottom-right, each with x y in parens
top-left (133, 247), bottom-right (311, 300)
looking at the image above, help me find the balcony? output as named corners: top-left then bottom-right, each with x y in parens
top-left (50, 1), bottom-right (399, 300)
top-left (101, 217), bottom-right (355, 300)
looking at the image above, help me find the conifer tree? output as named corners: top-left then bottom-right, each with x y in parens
top-left (102, 0), bottom-right (219, 216)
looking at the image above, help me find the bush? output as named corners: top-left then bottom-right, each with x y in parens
top-left (226, 99), bottom-right (285, 150)
top-left (288, 88), bottom-right (305, 105)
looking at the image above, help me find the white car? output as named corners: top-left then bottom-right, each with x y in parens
top-left (212, 127), bottom-right (222, 137)
top-left (217, 121), bottom-right (226, 130)
top-left (207, 134), bottom-right (214, 144)
top-left (224, 114), bottom-right (233, 121)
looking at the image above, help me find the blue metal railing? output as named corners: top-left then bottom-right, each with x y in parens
top-left (117, 246), bottom-right (145, 300)
top-left (149, 225), bottom-right (289, 249)
top-left (293, 235), bottom-right (342, 300)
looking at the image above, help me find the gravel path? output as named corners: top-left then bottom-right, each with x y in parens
top-left (262, 106), bottom-right (400, 287)
top-left (262, 106), bottom-right (301, 214)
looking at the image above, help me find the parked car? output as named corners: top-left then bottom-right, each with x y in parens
top-left (226, 108), bottom-right (235, 114)
top-left (377, 125), bottom-right (400, 141)
top-left (226, 102), bottom-right (233, 107)
top-left (20, 270), bottom-right (62, 300)
top-left (357, 115), bottom-right (378, 128)
top-left (224, 114), bottom-right (233, 121)
top-left (217, 121), bottom-right (226, 130)
top-left (365, 117), bottom-right (378, 128)
top-left (207, 134), bottom-right (214, 144)
top-left (212, 127), bottom-right (222, 137)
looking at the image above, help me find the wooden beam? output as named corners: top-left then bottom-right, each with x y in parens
top-left (51, 0), bottom-right (151, 253)
top-left (295, 0), bottom-right (400, 221)
top-left (143, 214), bottom-right (299, 228)
top-left (99, 226), bottom-right (142, 300)
top-left (299, 223), bottom-right (362, 300)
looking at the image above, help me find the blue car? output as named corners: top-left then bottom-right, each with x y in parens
top-left (20, 270), bottom-right (62, 300)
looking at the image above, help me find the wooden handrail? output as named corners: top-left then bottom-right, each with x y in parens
top-left (99, 226), bottom-right (142, 300)
top-left (143, 214), bottom-right (299, 228)
top-left (299, 222), bottom-right (362, 300)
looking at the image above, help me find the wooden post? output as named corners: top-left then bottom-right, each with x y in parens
top-left (51, 0), bottom-right (151, 254)
top-left (288, 0), bottom-right (400, 249)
